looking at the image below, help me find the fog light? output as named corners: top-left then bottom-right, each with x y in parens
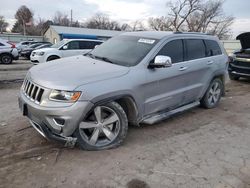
top-left (53, 118), bottom-right (65, 127)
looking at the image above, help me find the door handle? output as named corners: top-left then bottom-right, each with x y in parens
top-left (207, 60), bottom-right (214, 65)
top-left (179, 66), bottom-right (188, 71)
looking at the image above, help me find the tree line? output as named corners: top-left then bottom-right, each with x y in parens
top-left (0, 0), bottom-right (234, 39)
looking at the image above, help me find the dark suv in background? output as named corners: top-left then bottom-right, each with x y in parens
top-left (228, 32), bottom-right (250, 80)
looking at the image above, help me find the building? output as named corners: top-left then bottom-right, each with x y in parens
top-left (44, 25), bottom-right (124, 44)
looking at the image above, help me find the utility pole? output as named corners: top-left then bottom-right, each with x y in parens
top-left (70, 9), bottom-right (73, 26)
top-left (22, 19), bottom-right (26, 36)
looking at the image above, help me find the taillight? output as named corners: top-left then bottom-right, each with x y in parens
top-left (7, 41), bottom-right (16, 48)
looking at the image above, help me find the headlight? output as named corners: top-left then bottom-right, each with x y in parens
top-left (49, 90), bottom-right (81, 102)
top-left (36, 52), bottom-right (45, 56)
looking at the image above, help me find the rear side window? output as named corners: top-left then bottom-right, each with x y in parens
top-left (79, 41), bottom-right (102, 49)
top-left (185, 39), bottom-right (206, 61)
top-left (157, 40), bottom-right (184, 63)
top-left (0, 43), bottom-right (4, 46)
top-left (204, 40), bottom-right (222, 56)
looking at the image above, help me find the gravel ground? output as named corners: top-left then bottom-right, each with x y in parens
top-left (0, 68), bottom-right (250, 187)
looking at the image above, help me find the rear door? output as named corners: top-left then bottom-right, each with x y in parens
top-left (181, 39), bottom-right (214, 104)
top-left (79, 40), bottom-right (103, 55)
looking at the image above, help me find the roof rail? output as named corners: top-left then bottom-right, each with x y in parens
top-left (174, 31), bottom-right (210, 35)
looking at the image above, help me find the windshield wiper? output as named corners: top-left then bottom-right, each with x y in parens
top-left (84, 53), bottom-right (115, 64)
top-left (84, 53), bottom-right (96, 59)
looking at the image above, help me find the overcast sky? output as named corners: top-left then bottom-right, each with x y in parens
top-left (1, 0), bottom-right (250, 38)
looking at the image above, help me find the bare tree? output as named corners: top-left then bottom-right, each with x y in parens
top-left (186, 0), bottom-right (234, 39)
top-left (0, 16), bottom-right (9, 33)
top-left (84, 13), bottom-right (122, 30)
top-left (149, 0), bottom-right (234, 39)
top-left (53, 11), bottom-right (70, 26)
top-left (148, 16), bottom-right (172, 31)
top-left (12, 5), bottom-right (33, 35)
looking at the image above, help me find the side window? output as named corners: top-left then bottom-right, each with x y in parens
top-left (157, 40), bottom-right (184, 63)
top-left (185, 39), bottom-right (206, 60)
top-left (67, 41), bottom-right (80, 50)
top-left (0, 43), bottom-right (4, 46)
top-left (79, 41), bottom-right (102, 49)
top-left (204, 40), bottom-right (222, 56)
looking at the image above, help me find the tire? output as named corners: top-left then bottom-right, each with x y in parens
top-left (200, 78), bottom-right (223, 109)
top-left (75, 101), bottom-right (128, 150)
top-left (0, 54), bottom-right (13, 64)
top-left (46, 55), bottom-right (60, 62)
top-left (229, 73), bottom-right (240, 80)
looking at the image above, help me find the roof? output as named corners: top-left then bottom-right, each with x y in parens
top-left (50, 25), bottom-right (124, 37)
top-left (123, 31), bottom-right (174, 39)
top-left (122, 31), bottom-right (214, 40)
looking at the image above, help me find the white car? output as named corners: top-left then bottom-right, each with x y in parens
top-left (30, 39), bottom-right (103, 64)
top-left (0, 38), bottom-right (19, 64)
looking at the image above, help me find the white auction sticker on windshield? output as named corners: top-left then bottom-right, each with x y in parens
top-left (138, 38), bottom-right (155, 44)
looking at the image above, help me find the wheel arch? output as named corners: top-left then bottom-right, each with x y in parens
top-left (46, 54), bottom-right (61, 61)
top-left (90, 94), bottom-right (140, 126)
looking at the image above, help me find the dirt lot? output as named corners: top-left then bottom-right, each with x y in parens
top-left (0, 61), bottom-right (250, 188)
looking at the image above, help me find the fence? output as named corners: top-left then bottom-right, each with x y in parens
top-left (0, 33), bottom-right (45, 43)
top-left (221, 40), bottom-right (241, 55)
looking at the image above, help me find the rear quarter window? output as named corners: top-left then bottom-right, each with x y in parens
top-left (185, 39), bottom-right (206, 61)
top-left (204, 40), bottom-right (222, 56)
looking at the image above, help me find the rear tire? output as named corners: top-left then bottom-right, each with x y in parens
top-left (75, 102), bottom-right (128, 150)
top-left (0, 54), bottom-right (13, 64)
top-left (229, 73), bottom-right (240, 80)
top-left (47, 55), bottom-right (60, 62)
top-left (200, 78), bottom-right (223, 109)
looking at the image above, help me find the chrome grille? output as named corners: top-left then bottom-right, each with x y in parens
top-left (22, 78), bottom-right (44, 104)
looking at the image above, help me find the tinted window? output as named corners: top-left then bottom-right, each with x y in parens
top-left (157, 40), bottom-right (184, 63)
top-left (204, 40), bottom-right (222, 56)
top-left (79, 41), bottom-right (102, 49)
top-left (0, 43), bottom-right (4, 46)
top-left (185, 39), bottom-right (206, 60)
top-left (67, 41), bottom-right (80, 50)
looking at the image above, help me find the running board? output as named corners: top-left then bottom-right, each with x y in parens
top-left (142, 101), bottom-right (200, 125)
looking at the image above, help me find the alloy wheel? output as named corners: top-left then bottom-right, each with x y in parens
top-left (79, 106), bottom-right (121, 147)
top-left (207, 82), bottom-right (221, 106)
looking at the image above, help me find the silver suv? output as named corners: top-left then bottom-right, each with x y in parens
top-left (18, 31), bottom-right (228, 150)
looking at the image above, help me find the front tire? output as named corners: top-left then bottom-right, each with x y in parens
top-left (47, 55), bottom-right (60, 62)
top-left (200, 78), bottom-right (223, 109)
top-left (229, 73), bottom-right (240, 80)
top-left (0, 54), bottom-right (13, 64)
top-left (75, 102), bottom-right (128, 150)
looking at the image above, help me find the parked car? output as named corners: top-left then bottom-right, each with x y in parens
top-left (228, 32), bottom-right (250, 80)
top-left (30, 39), bottom-right (103, 64)
top-left (20, 43), bottom-right (52, 59)
top-left (16, 41), bottom-right (49, 53)
top-left (0, 38), bottom-right (19, 64)
top-left (18, 31), bottom-right (228, 150)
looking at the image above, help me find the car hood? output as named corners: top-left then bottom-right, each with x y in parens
top-left (29, 55), bottom-right (130, 91)
top-left (236, 32), bottom-right (250, 49)
top-left (33, 48), bottom-right (57, 53)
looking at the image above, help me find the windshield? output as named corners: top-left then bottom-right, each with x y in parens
top-left (89, 35), bottom-right (158, 67)
top-left (51, 40), bottom-right (67, 49)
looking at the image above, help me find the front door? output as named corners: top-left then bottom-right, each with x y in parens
top-left (144, 39), bottom-right (187, 115)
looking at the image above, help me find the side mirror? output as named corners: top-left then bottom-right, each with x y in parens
top-left (62, 45), bottom-right (68, 50)
top-left (149, 55), bottom-right (172, 68)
